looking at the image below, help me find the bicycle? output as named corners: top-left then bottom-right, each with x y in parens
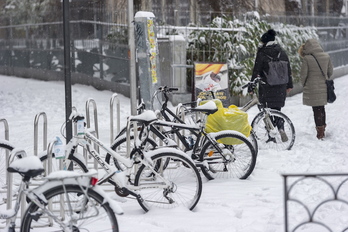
top-left (241, 77), bottom-right (296, 151)
top-left (40, 109), bottom-right (203, 212)
top-left (106, 89), bottom-right (257, 180)
top-left (1, 151), bottom-right (121, 232)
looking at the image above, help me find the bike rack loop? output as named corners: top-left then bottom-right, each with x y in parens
top-left (110, 93), bottom-right (120, 145)
top-left (85, 98), bottom-right (99, 170)
top-left (34, 112), bottom-right (48, 157)
top-left (175, 104), bottom-right (186, 149)
top-left (0, 118), bottom-right (11, 211)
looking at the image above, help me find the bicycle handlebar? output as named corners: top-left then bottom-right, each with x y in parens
top-left (242, 77), bottom-right (265, 89)
top-left (158, 86), bottom-right (179, 92)
top-left (68, 109), bottom-right (85, 122)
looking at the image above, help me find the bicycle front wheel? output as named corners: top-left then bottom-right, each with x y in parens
top-left (199, 131), bottom-right (257, 180)
top-left (251, 109), bottom-right (295, 151)
top-left (134, 151), bottom-right (202, 212)
top-left (21, 185), bottom-right (119, 232)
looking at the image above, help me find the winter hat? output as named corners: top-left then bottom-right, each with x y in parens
top-left (261, 29), bottom-right (276, 43)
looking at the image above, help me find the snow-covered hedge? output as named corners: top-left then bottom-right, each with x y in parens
top-left (187, 12), bottom-right (318, 96)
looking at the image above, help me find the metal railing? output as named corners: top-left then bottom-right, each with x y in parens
top-left (283, 173), bottom-right (348, 232)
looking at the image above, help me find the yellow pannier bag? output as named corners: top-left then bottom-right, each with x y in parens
top-left (203, 100), bottom-right (251, 145)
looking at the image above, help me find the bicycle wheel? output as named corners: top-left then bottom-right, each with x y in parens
top-left (21, 185), bottom-right (119, 232)
top-left (248, 131), bottom-right (258, 155)
top-left (105, 133), bottom-right (158, 170)
top-left (199, 131), bottom-right (257, 180)
top-left (251, 109), bottom-right (295, 151)
top-left (134, 151), bottom-right (202, 212)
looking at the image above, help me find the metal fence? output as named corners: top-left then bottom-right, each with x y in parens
top-left (1, 9), bottom-right (348, 96)
top-left (283, 173), bottom-right (348, 232)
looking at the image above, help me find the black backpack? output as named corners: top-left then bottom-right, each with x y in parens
top-left (263, 52), bottom-right (289, 86)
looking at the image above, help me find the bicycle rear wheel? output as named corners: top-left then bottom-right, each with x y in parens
top-left (21, 185), bottom-right (119, 232)
top-left (199, 131), bottom-right (257, 180)
top-left (134, 151), bottom-right (202, 212)
top-left (251, 109), bottom-right (295, 151)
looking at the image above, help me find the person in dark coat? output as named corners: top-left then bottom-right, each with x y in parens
top-left (298, 39), bottom-right (334, 140)
top-left (250, 29), bottom-right (293, 142)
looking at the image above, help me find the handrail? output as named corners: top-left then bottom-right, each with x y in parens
top-left (110, 93), bottom-right (120, 144)
top-left (33, 112), bottom-right (47, 157)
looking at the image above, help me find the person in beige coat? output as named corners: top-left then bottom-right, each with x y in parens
top-left (298, 39), bottom-right (334, 139)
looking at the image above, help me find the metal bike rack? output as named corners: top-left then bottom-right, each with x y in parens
top-left (34, 112), bottom-right (48, 157)
top-left (45, 137), bottom-right (59, 175)
top-left (0, 118), bottom-right (11, 211)
top-left (175, 104), bottom-right (186, 149)
top-left (110, 93), bottom-right (120, 145)
top-left (85, 98), bottom-right (99, 170)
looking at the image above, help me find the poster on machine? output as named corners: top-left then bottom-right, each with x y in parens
top-left (194, 62), bottom-right (229, 107)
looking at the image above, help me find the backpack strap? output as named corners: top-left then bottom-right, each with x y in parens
top-left (264, 51), bottom-right (281, 61)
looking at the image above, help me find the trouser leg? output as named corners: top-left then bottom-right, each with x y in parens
top-left (312, 106), bottom-right (326, 127)
top-left (312, 106), bottom-right (326, 139)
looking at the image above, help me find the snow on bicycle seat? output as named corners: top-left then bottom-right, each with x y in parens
top-left (129, 110), bottom-right (158, 123)
top-left (7, 155), bottom-right (44, 178)
top-left (191, 100), bottom-right (218, 115)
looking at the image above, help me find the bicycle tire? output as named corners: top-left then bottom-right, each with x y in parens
top-left (106, 133), bottom-right (158, 170)
top-left (134, 151), bottom-right (202, 212)
top-left (21, 185), bottom-right (119, 232)
top-left (199, 131), bottom-right (257, 180)
top-left (248, 131), bottom-right (258, 155)
top-left (251, 109), bottom-right (295, 151)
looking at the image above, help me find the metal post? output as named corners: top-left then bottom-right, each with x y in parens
top-left (128, 0), bottom-right (137, 115)
top-left (63, 0), bottom-right (73, 145)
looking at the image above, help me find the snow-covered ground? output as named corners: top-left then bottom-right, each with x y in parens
top-left (1, 74), bottom-right (348, 232)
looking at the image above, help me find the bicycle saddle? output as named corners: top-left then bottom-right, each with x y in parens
top-left (191, 100), bottom-right (218, 115)
top-left (7, 155), bottom-right (44, 178)
top-left (129, 110), bottom-right (158, 123)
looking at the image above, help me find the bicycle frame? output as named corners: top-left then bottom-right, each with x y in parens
top-left (65, 121), bottom-right (174, 193)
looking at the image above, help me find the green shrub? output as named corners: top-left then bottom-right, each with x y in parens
top-left (187, 12), bottom-right (318, 96)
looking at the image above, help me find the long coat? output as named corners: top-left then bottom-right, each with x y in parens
top-left (300, 39), bottom-right (334, 107)
top-left (251, 41), bottom-right (293, 109)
